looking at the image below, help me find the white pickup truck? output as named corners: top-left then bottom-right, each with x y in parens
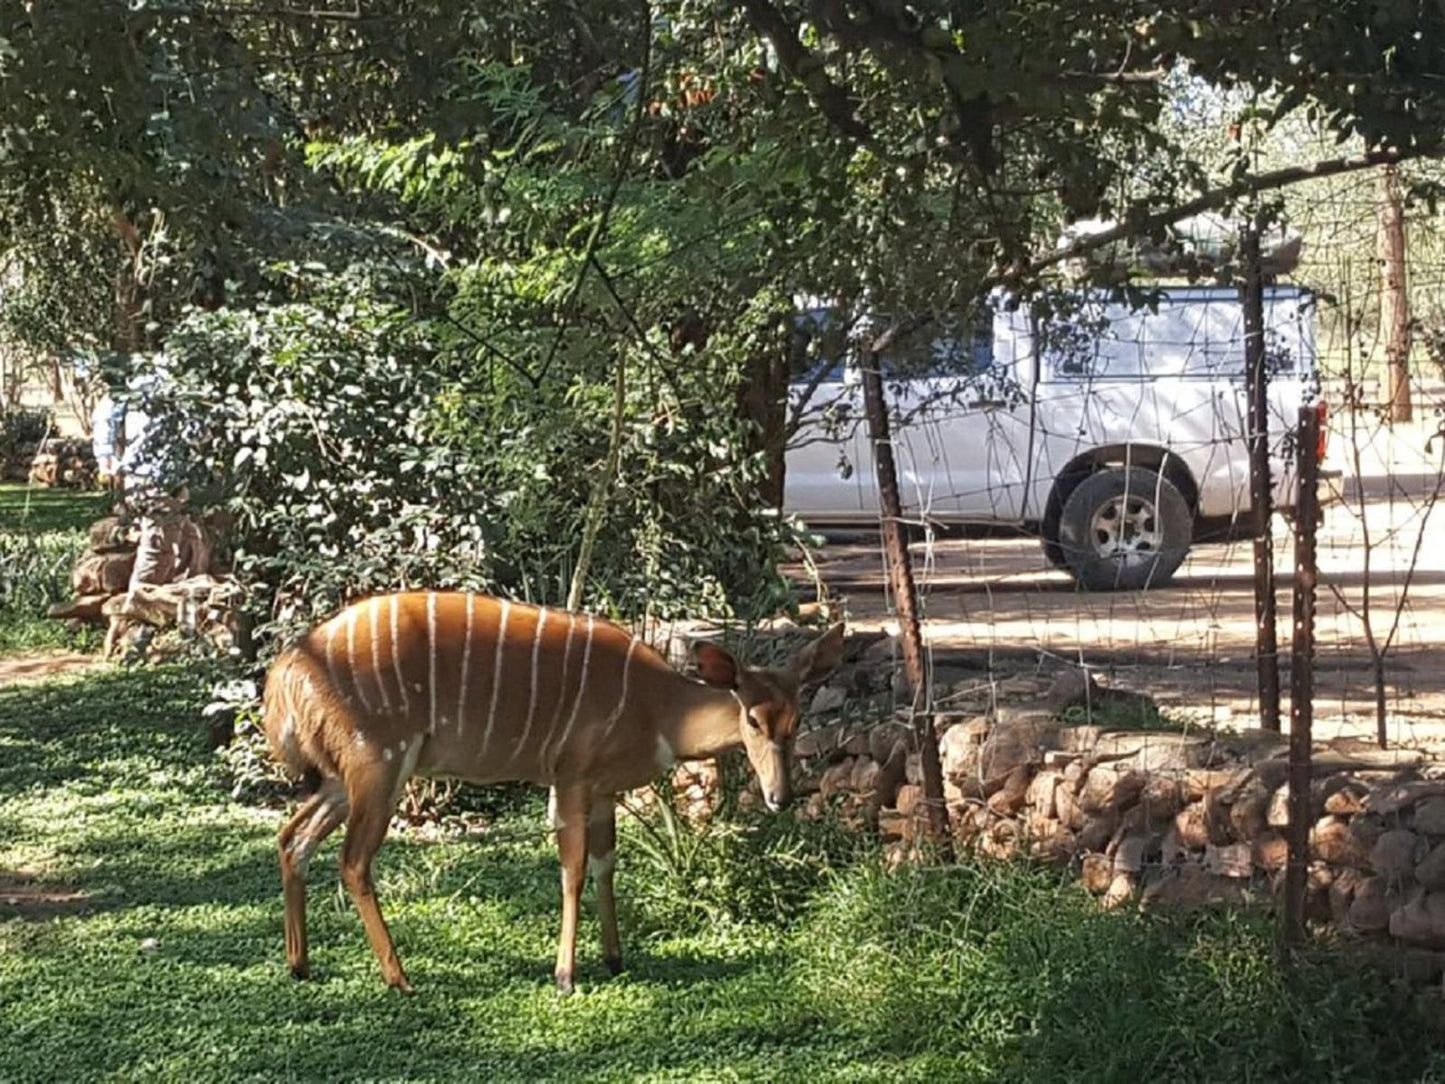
top-left (783, 285), bottom-right (1325, 591)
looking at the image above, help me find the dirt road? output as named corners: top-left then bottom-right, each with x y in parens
top-left (785, 413), bottom-right (1445, 745)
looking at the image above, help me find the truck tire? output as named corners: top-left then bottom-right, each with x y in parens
top-left (1057, 467), bottom-right (1192, 591)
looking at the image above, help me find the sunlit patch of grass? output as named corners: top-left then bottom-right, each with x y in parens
top-left (3, 665), bottom-right (1445, 1082)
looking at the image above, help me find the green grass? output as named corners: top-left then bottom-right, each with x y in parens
top-left (0, 482), bottom-right (111, 535)
top-left (0, 482), bottom-right (106, 654)
top-left (3, 666), bottom-right (1445, 1082)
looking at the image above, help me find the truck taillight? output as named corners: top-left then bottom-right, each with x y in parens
top-left (1316, 400), bottom-right (1329, 463)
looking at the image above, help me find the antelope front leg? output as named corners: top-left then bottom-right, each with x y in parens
top-left (553, 783), bottom-right (589, 995)
top-left (588, 795), bottom-right (622, 976)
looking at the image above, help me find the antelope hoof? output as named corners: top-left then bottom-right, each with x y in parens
top-left (604, 954), bottom-right (624, 977)
top-left (289, 961), bottom-right (311, 981)
top-left (388, 976), bottom-right (415, 995)
top-left (555, 971), bottom-right (575, 996)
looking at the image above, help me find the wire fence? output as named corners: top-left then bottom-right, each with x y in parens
top-left (784, 169), bottom-right (1445, 758)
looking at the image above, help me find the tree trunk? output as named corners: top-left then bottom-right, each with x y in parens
top-left (735, 343), bottom-right (789, 510)
top-left (859, 341), bottom-right (953, 859)
top-left (1380, 164), bottom-right (1412, 423)
top-left (1242, 226), bottom-right (1281, 733)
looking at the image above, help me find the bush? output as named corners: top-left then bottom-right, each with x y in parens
top-left (0, 528), bottom-right (95, 651)
top-left (130, 288), bottom-right (800, 659)
top-left (0, 407), bottom-right (51, 468)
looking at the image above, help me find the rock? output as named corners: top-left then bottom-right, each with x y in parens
top-left (1314, 748), bottom-right (1425, 772)
top-left (72, 551), bottom-right (136, 596)
top-left (1078, 766), bottom-right (1145, 814)
top-left (1138, 776), bottom-right (1183, 820)
top-left (1349, 813), bottom-right (1387, 852)
top-left (1183, 770), bottom-right (1242, 801)
top-left (1027, 818), bottom-right (1076, 863)
top-left (87, 515), bottom-right (133, 553)
top-left (1347, 876), bottom-right (1393, 933)
top-left (905, 753), bottom-right (923, 786)
top-left (1142, 864), bottom-right (1251, 910)
top-left (860, 635), bottom-right (899, 669)
top-left (873, 741), bottom-right (908, 811)
top-left (939, 720), bottom-right (985, 783)
top-left (1054, 726), bottom-right (1101, 754)
top-left (1420, 842), bottom-right (1445, 890)
top-left (869, 721), bottom-right (912, 764)
top-left (849, 757), bottom-right (880, 796)
top-left (809, 685), bottom-right (847, 716)
top-left (894, 784), bottom-right (922, 817)
top-left (1267, 784), bottom-right (1291, 829)
top-left (1113, 833), bottom-right (1151, 875)
top-left (1322, 778), bottom-right (1369, 816)
top-left (818, 759), bottom-right (856, 801)
top-left (1312, 816), bottom-right (1372, 866)
top-left (980, 821), bottom-right (1021, 861)
top-left (1371, 829), bottom-right (1425, 880)
top-left (1365, 781), bottom-right (1445, 817)
top-left (999, 673), bottom-right (1049, 699)
top-left (793, 722), bottom-right (850, 761)
top-left (1228, 775), bottom-right (1272, 842)
top-left (1414, 798), bottom-right (1445, 837)
top-left (1076, 811), bottom-right (1119, 853)
top-left (1027, 770), bottom-right (1061, 820)
top-left (843, 730), bottom-right (872, 758)
top-left (1173, 803), bottom-right (1211, 851)
top-left (1041, 670), bottom-right (1099, 712)
top-left (1092, 731), bottom-right (1211, 772)
top-left (977, 719), bottom-right (1052, 787)
top-left (1101, 872), bottom-right (1136, 910)
top-left (1205, 842), bottom-right (1255, 879)
top-left (1254, 831), bottom-right (1289, 872)
top-left (1063, 757), bottom-right (1088, 788)
top-left (1328, 867), bottom-right (1366, 926)
top-left (1055, 781), bottom-right (1083, 830)
top-left (1390, 889), bottom-right (1445, 949)
top-left (986, 764), bottom-right (1032, 816)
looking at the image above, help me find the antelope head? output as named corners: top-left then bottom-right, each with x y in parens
top-left (694, 622), bottom-right (847, 812)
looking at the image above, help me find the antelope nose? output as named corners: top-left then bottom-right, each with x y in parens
top-left (765, 790), bottom-right (791, 813)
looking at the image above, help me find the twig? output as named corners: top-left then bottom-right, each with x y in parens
top-left (537, 0), bottom-right (653, 385)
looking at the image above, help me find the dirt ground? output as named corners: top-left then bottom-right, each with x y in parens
top-left (786, 411), bottom-right (1445, 749)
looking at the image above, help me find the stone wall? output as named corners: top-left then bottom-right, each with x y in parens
top-left (646, 628), bottom-right (1445, 950)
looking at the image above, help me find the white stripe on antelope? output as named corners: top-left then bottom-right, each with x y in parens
top-left (261, 592), bottom-right (845, 994)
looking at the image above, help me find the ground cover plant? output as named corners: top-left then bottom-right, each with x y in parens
top-left (3, 665), bottom-right (1445, 1082)
top-left (0, 482), bottom-right (108, 653)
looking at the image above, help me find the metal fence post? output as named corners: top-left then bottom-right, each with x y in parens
top-left (1285, 401), bottom-right (1321, 945)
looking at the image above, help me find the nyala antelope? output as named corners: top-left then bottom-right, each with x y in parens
top-left (262, 592), bottom-right (845, 993)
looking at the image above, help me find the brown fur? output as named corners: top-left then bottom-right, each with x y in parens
top-left (263, 591), bottom-right (845, 992)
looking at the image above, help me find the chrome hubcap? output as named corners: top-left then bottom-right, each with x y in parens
top-left (1090, 494), bottom-right (1162, 565)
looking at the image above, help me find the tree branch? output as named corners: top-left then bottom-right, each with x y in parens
top-left (736, 0), bottom-right (884, 153)
top-left (992, 145), bottom-right (1442, 288)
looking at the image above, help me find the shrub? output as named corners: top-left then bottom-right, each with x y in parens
top-left (130, 289), bottom-right (799, 659)
top-left (0, 407), bottom-right (51, 468)
top-left (0, 528), bottom-right (97, 651)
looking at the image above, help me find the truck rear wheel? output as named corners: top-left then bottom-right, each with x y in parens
top-left (1057, 467), bottom-right (1192, 591)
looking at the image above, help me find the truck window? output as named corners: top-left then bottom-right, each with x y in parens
top-left (1042, 292), bottom-right (1306, 381)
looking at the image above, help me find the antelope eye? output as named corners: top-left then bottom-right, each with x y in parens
top-left (746, 712), bottom-right (763, 731)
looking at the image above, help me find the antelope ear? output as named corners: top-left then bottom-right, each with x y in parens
top-left (694, 641), bottom-right (741, 689)
top-left (791, 622), bottom-right (846, 685)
